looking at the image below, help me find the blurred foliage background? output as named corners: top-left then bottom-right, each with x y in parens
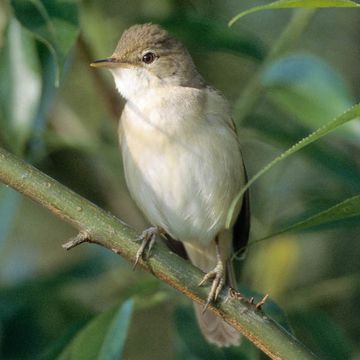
top-left (0, 0), bottom-right (360, 359)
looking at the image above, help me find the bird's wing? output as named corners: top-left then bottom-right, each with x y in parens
top-left (232, 160), bottom-right (250, 259)
top-left (227, 116), bottom-right (250, 259)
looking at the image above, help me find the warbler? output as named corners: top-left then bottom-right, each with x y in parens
top-left (91, 23), bottom-right (250, 347)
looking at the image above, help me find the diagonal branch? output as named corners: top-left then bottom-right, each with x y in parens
top-left (0, 147), bottom-right (316, 360)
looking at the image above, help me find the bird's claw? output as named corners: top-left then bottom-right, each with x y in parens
top-left (198, 262), bottom-right (225, 313)
top-left (133, 226), bottom-right (160, 269)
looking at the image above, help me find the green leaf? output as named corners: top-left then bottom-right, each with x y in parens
top-left (58, 300), bottom-right (133, 360)
top-left (98, 299), bottom-right (133, 360)
top-left (266, 194), bottom-right (360, 238)
top-left (229, 0), bottom-right (360, 26)
top-left (226, 103), bottom-right (360, 228)
top-left (0, 19), bottom-right (41, 154)
top-left (10, 0), bottom-right (79, 85)
top-left (262, 54), bottom-right (359, 141)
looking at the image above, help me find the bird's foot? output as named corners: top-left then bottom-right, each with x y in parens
top-left (198, 259), bottom-right (225, 313)
top-left (133, 226), bottom-right (164, 269)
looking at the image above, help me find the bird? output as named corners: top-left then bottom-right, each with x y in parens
top-left (91, 23), bottom-right (250, 347)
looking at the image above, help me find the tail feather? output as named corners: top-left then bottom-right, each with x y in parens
top-left (193, 303), bottom-right (241, 347)
top-left (184, 234), bottom-right (241, 347)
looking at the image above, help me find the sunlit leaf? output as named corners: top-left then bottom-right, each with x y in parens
top-left (0, 19), bottom-right (41, 154)
top-left (58, 300), bottom-right (133, 360)
top-left (262, 54), bottom-right (360, 141)
top-left (10, 0), bottom-right (79, 85)
top-left (226, 103), bottom-right (360, 227)
top-left (229, 0), bottom-right (360, 26)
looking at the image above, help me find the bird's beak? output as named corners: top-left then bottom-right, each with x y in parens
top-left (90, 57), bottom-right (119, 68)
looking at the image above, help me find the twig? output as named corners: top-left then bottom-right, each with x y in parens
top-left (256, 294), bottom-right (269, 310)
top-left (62, 230), bottom-right (91, 250)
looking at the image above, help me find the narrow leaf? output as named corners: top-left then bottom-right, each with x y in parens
top-left (229, 0), bottom-right (360, 26)
top-left (58, 300), bottom-right (133, 360)
top-left (226, 103), bottom-right (360, 227)
top-left (98, 299), bottom-right (133, 360)
top-left (10, 0), bottom-right (79, 85)
top-left (267, 194), bottom-right (360, 238)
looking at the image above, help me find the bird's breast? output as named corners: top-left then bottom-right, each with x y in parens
top-left (119, 88), bottom-right (244, 244)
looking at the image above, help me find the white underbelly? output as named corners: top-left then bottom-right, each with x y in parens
top-left (121, 129), bottom-right (243, 245)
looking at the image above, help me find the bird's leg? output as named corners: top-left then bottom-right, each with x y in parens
top-left (133, 226), bottom-right (164, 269)
top-left (198, 238), bottom-right (225, 312)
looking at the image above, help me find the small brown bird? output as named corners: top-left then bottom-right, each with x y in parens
top-left (91, 23), bottom-right (250, 347)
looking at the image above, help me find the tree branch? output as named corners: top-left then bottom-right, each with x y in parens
top-left (0, 147), bottom-right (316, 360)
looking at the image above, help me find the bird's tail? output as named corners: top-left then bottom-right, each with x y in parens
top-left (192, 302), bottom-right (241, 347)
top-left (184, 238), bottom-right (241, 347)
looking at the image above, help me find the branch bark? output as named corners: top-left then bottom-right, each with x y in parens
top-left (0, 147), bottom-right (316, 360)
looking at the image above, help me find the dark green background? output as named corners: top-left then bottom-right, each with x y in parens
top-left (0, 0), bottom-right (359, 359)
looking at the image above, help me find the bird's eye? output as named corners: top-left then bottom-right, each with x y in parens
top-left (142, 52), bottom-right (156, 64)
